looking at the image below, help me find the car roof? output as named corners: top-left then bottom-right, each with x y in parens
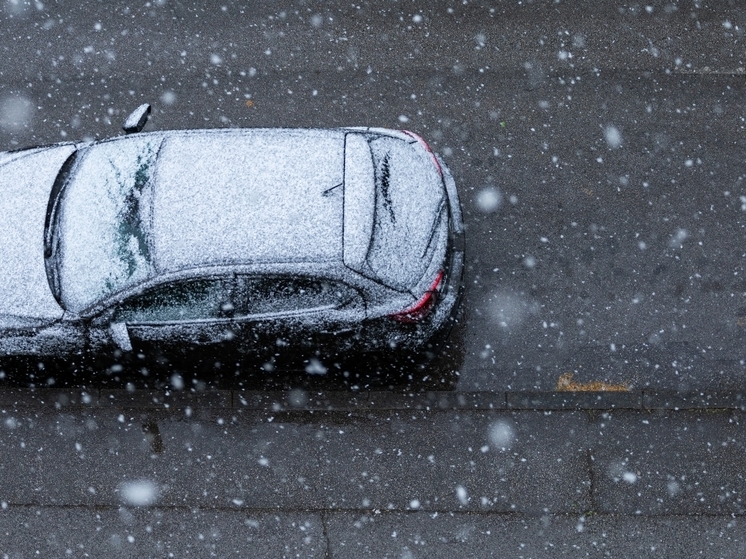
top-left (147, 128), bottom-right (347, 272)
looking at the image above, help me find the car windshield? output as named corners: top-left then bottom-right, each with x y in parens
top-left (50, 135), bottom-right (162, 313)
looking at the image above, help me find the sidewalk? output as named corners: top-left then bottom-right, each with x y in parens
top-left (1, 388), bottom-right (744, 557)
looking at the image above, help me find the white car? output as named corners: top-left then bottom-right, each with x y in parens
top-left (0, 105), bottom-right (464, 374)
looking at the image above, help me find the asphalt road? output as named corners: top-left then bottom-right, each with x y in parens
top-left (2, 0), bottom-right (746, 393)
top-left (1, 1), bottom-right (746, 556)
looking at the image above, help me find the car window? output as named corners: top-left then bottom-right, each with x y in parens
top-left (366, 136), bottom-right (444, 291)
top-left (113, 278), bottom-right (233, 324)
top-left (54, 135), bottom-right (164, 313)
top-left (233, 276), bottom-right (355, 317)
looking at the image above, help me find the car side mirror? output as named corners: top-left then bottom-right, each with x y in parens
top-left (122, 103), bottom-right (151, 134)
top-left (110, 322), bottom-right (133, 352)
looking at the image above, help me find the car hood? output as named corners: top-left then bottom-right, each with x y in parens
top-left (0, 144), bottom-right (75, 321)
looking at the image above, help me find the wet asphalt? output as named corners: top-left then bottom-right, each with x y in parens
top-left (1, 1), bottom-right (746, 556)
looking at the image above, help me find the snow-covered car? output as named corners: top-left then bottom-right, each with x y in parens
top-left (0, 106), bottom-right (464, 374)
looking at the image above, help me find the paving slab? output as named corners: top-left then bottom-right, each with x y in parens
top-left (0, 507), bottom-right (326, 558)
top-left (0, 408), bottom-right (589, 514)
top-left (288, 410), bottom-right (589, 513)
top-left (326, 512), bottom-right (746, 559)
top-left (588, 410), bottom-right (746, 515)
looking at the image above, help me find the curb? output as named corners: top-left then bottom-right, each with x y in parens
top-left (0, 388), bottom-right (745, 412)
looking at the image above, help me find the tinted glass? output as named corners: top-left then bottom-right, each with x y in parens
top-left (113, 278), bottom-right (232, 323)
top-left (233, 276), bottom-right (354, 317)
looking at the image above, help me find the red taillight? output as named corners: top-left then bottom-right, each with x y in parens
top-left (389, 270), bottom-right (444, 323)
top-left (403, 130), bottom-right (443, 177)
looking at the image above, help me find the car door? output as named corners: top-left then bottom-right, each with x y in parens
top-left (104, 276), bottom-right (236, 365)
top-left (230, 275), bottom-right (364, 363)
top-left (0, 316), bottom-right (86, 359)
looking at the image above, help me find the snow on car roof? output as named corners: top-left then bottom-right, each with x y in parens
top-left (55, 129), bottom-right (349, 313)
top-left (151, 129), bottom-right (346, 272)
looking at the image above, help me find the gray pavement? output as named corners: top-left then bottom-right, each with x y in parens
top-left (2, 0), bottom-right (746, 556)
top-left (4, 509), bottom-right (745, 558)
top-left (1, 391), bottom-right (746, 557)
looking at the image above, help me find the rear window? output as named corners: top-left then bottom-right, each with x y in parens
top-left (366, 137), bottom-right (444, 290)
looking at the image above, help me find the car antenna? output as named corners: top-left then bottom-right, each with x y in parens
top-left (122, 103), bottom-right (152, 134)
